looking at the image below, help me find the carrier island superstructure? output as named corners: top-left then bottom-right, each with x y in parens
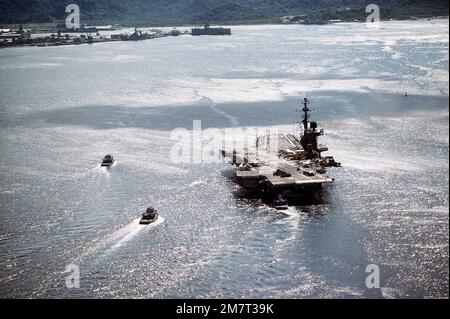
top-left (221, 97), bottom-right (341, 195)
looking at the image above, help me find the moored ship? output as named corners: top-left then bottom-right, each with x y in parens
top-left (192, 24), bottom-right (231, 36)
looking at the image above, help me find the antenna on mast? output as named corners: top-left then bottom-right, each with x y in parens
top-left (302, 96), bottom-right (311, 133)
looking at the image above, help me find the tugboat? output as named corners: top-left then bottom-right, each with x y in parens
top-left (272, 195), bottom-right (289, 210)
top-left (101, 154), bottom-right (114, 167)
top-left (139, 207), bottom-right (159, 225)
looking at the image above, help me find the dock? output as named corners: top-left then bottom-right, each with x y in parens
top-left (0, 25), bottom-right (222, 49)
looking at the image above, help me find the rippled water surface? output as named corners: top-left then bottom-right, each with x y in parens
top-left (0, 20), bottom-right (448, 298)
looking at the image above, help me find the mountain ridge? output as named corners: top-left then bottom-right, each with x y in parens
top-left (0, 0), bottom-right (448, 25)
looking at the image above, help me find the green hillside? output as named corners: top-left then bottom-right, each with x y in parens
top-left (0, 0), bottom-right (448, 25)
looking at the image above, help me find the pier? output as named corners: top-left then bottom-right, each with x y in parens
top-left (0, 26), bottom-right (213, 49)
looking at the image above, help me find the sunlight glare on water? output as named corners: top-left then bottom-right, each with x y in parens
top-left (0, 20), bottom-right (448, 298)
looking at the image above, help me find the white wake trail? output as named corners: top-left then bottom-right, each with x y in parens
top-left (74, 216), bottom-right (164, 262)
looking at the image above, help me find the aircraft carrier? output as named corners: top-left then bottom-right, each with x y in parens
top-left (222, 97), bottom-right (341, 197)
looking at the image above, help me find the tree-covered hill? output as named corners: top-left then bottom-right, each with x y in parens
top-left (0, 0), bottom-right (448, 25)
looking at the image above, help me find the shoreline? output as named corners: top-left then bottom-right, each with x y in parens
top-left (1, 17), bottom-right (448, 50)
top-left (2, 15), bottom-right (449, 30)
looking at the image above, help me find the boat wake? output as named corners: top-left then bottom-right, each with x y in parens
top-left (99, 161), bottom-right (117, 169)
top-left (83, 162), bottom-right (116, 176)
top-left (277, 207), bottom-right (298, 218)
top-left (74, 216), bottom-right (164, 262)
top-left (109, 216), bottom-right (164, 250)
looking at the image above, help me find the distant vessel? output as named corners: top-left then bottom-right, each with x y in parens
top-left (139, 207), bottom-right (159, 225)
top-left (272, 195), bottom-right (288, 210)
top-left (192, 24), bottom-right (231, 36)
top-left (222, 97), bottom-right (341, 199)
top-left (56, 24), bottom-right (119, 33)
top-left (101, 154), bottom-right (115, 167)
